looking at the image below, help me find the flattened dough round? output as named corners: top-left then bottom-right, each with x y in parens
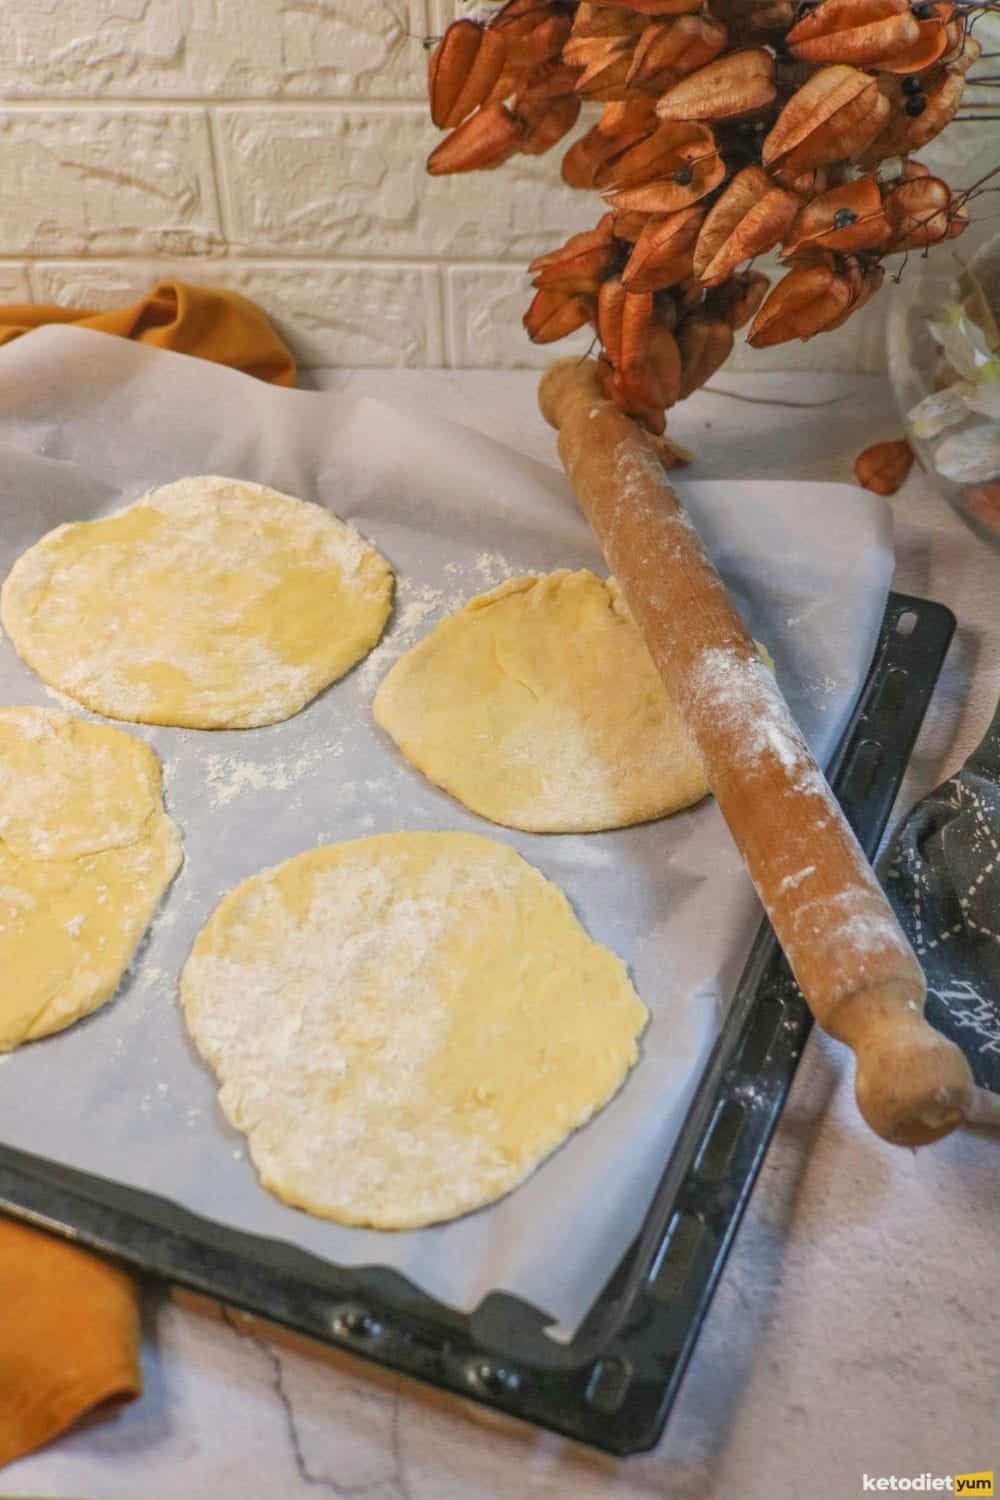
top-left (373, 569), bottom-right (709, 833)
top-left (1, 475), bottom-right (394, 729)
top-left (181, 831), bottom-right (647, 1229)
top-left (0, 708), bottom-right (182, 1050)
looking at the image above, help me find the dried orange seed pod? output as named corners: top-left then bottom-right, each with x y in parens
top-left (515, 60), bottom-right (583, 102)
top-left (427, 101), bottom-right (524, 175)
top-left (429, 21), bottom-right (509, 130)
top-left (496, 8), bottom-right (572, 69)
top-left (597, 275), bottom-right (629, 365)
top-left (563, 31), bottom-right (626, 67)
top-left (570, 4), bottom-right (649, 39)
top-left (574, 36), bottom-right (638, 98)
top-left (786, 0), bottom-right (920, 69)
top-left (561, 99), bottom-right (658, 188)
top-left (595, 119), bottom-right (716, 191)
top-left (627, 14), bottom-right (729, 90)
top-left (610, 0), bottom-right (704, 13)
top-left (622, 206), bottom-right (705, 291)
top-left (612, 207), bottom-right (657, 241)
top-left (603, 363), bottom-right (670, 432)
top-left (883, 175), bottom-right (960, 251)
top-left (656, 47), bottom-right (777, 121)
top-left (678, 315), bottom-right (735, 397)
top-left (763, 65), bottom-right (889, 172)
top-left (616, 323), bottom-right (683, 418)
top-left (645, 322), bottom-right (684, 407)
top-left (609, 145), bottom-right (726, 213)
top-left (770, 163), bottom-right (830, 195)
top-left (519, 94), bottom-right (582, 153)
top-left (945, 30), bottom-right (979, 74)
top-left (854, 438), bottom-right (915, 494)
top-left (523, 287), bottom-right (596, 342)
top-left (620, 287), bottom-right (657, 370)
top-left (706, 270), bottom-right (771, 329)
top-left (747, 262), bottom-right (854, 346)
top-left (530, 215), bottom-right (618, 293)
top-left (694, 166), bottom-right (799, 284)
top-left (783, 175), bottom-right (891, 256)
top-left (876, 3), bottom-right (951, 73)
top-left (824, 262), bottom-right (884, 331)
top-left (859, 65), bottom-right (964, 161)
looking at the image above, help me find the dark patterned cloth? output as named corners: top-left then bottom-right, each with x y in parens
top-left (881, 697), bottom-right (1000, 1094)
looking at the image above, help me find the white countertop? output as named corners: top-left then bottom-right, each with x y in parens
top-left (3, 370), bottom-right (998, 1500)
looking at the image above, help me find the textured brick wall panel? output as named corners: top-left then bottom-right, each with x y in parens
top-left (447, 266), bottom-right (593, 369)
top-left (0, 265), bottom-right (31, 302)
top-left (0, 109), bottom-right (222, 257)
top-left (215, 107), bottom-right (593, 261)
top-left (32, 259), bottom-right (444, 366)
top-left (0, 1), bottom-right (430, 99)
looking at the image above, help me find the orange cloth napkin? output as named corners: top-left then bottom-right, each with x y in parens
top-left (0, 1218), bottom-right (141, 1467)
top-left (0, 278), bottom-right (295, 1468)
top-left (0, 277), bottom-right (296, 387)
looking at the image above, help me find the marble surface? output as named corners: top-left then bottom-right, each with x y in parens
top-left (3, 370), bottom-right (998, 1500)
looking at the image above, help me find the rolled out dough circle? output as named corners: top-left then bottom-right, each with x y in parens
top-left (373, 569), bottom-right (710, 833)
top-left (181, 831), bottom-right (648, 1229)
top-left (0, 475), bottom-right (394, 729)
top-left (0, 707), bottom-right (182, 1050)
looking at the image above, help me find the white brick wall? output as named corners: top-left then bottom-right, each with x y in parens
top-left (0, 0), bottom-right (604, 369)
top-left (3, 1), bottom-right (988, 372)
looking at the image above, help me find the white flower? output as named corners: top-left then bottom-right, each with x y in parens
top-left (908, 382), bottom-right (975, 439)
top-left (935, 425), bottom-right (1000, 484)
top-left (928, 303), bottom-right (997, 384)
top-left (963, 367), bottom-right (1000, 423)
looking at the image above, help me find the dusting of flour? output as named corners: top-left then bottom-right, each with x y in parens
top-left (203, 741), bottom-right (345, 808)
top-left (688, 646), bottom-right (908, 957)
top-left (180, 831), bottom-right (647, 1230)
top-left (1, 475), bottom-right (392, 729)
top-left (358, 578), bottom-right (445, 692)
top-left (359, 551), bottom-right (526, 693)
top-left (689, 646), bottom-right (827, 797)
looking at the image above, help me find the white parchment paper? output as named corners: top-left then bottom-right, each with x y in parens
top-left (0, 327), bottom-right (893, 1336)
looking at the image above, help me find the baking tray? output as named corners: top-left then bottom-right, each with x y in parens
top-left (0, 590), bottom-right (953, 1456)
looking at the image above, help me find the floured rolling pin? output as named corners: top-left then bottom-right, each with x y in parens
top-left (540, 356), bottom-right (980, 1148)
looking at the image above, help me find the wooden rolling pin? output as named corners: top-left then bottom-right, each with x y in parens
top-left (540, 357), bottom-right (976, 1147)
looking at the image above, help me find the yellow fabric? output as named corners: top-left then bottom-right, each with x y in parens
top-left (0, 277), bottom-right (295, 1470)
top-left (0, 1217), bottom-right (141, 1468)
top-left (0, 278), bottom-right (296, 386)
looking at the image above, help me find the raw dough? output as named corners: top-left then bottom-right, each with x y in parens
top-left (0, 708), bottom-right (182, 1050)
top-left (1, 475), bottom-right (394, 729)
top-left (181, 831), bottom-right (648, 1229)
top-left (373, 569), bottom-right (710, 833)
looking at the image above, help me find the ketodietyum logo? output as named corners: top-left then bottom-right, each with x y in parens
top-left (861, 1475), bottom-right (994, 1495)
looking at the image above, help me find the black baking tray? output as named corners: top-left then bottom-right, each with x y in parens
top-left (0, 591), bottom-right (954, 1455)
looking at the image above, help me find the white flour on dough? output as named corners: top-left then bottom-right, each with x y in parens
top-left (1, 475), bottom-right (394, 729)
top-left (0, 707), bottom-right (181, 1050)
top-left (181, 831), bottom-right (647, 1229)
top-left (374, 570), bottom-right (710, 833)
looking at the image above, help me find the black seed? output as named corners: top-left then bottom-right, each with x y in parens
top-left (913, 2), bottom-right (932, 18)
top-left (901, 74), bottom-right (923, 95)
top-left (833, 207), bottom-right (858, 228)
top-left (673, 164), bottom-right (695, 185)
top-left (905, 94), bottom-right (927, 116)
